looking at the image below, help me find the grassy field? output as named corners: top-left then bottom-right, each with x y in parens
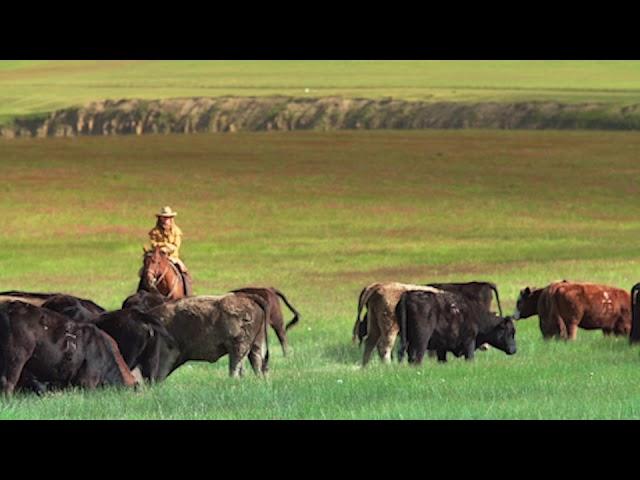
top-left (1, 129), bottom-right (640, 419)
top-left (1, 60), bottom-right (640, 125)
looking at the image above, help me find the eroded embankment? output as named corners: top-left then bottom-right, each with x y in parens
top-left (2, 96), bottom-right (640, 138)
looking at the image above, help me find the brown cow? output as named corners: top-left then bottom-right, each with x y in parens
top-left (145, 293), bottom-right (271, 379)
top-left (516, 281), bottom-right (631, 340)
top-left (230, 287), bottom-right (300, 356)
top-left (353, 282), bottom-right (443, 366)
top-left (0, 301), bottom-right (137, 395)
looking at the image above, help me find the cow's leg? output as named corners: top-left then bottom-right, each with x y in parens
top-left (229, 357), bottom-right (243, 378)
top-left (412, 350), bottom-right (425, 366)
top-left (272, 325), bottom-right (289, 357)
top-left (228, 343), bottom-right (249, 378)
top-left (77, 372), bottom-right (101, 389)
top-left (548, 312), bottom-right (568, 339)
top-left (18, 370), bottom-right (49, 396)
top-left (248, 341), bottom-right (266, 377)
top-left (362, 320), bottom-right (381, 367)
top-left (407, 342), bottom-right (424, 365)
top-left (138, 340), bottom-right (161, 382)
top-left (539, 318), bottom-right (553, 340)
top-left (463, 340), bottom-right (476, 361)
top-left (615, 315), bottom-right (631, 336)
top-left (376, 330), bottom-right (397, 364)
top-left (566, 322), bottom-right (578, 341)
top-left (408, 330), bottom-right (431, 366)
top-left (72, 359), bottom-right (103, 389)
top-left (437, 349), bottom-right (447, 363)
top-left (1, 344), bottom-right (35, 396)
top-left (407, 347), bottom-right (418, 364)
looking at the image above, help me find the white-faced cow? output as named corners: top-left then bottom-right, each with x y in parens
top-left (353, 282), bottom-right (444, 366)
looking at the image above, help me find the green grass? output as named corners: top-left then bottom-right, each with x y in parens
top-left (2, 61), bottom-right (640, 125)
top-left (1, 130), bottom-right (640, 419)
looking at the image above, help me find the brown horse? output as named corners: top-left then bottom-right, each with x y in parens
top-left (138, 247), bottom-right (186, 301)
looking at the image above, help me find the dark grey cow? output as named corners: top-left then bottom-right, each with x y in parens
top-left (396, 290), bottom-right (516, 365)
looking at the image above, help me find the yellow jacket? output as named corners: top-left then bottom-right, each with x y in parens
top-left (146, 225), bottom-right (183, 260)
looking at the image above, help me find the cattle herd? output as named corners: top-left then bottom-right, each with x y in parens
top-left (0, 278), bottom-right (639, 396)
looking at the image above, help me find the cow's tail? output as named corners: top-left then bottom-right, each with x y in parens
top-left (630, 283), bottom-right (640, 344)
top-left (397, 292), bottom-right (408, 363)
top-left (273, 288), bottom-right (301, 331)
top-left (0, 307), bottom-right (10, 347)
top-left (489, 282), bottom-right (504, 317)
top-left (352, 284), bottom-right (377, 344)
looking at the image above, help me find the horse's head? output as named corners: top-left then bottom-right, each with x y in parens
top-left (142, 247), bottom-right (170, 293)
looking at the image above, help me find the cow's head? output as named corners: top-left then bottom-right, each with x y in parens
top-left (483, 316), bottom-right (517, 355)
top-left (147, 324), bottom-right (181, 382)
top-left (514, 286), bottom-right (541, 320)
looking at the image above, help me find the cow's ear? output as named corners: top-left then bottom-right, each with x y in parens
top-left (524, 287), bottom-right (531, 295)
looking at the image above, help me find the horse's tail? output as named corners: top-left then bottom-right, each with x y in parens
top-left (630, 283), bottom-right (640, 344)
top-left (352, 284), bottom-right (378, 344)
top-left (273, 288), bottom-right (301, 331)
top-left (488, 282), bottom-right (504, 317)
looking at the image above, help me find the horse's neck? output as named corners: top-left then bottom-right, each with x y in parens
top-left (159, 262), bottom-right (182, 298)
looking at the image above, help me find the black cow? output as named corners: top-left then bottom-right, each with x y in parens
top-left (41, 294), bottom-right (106, 323)
top-left (355, 281), bottom-right (503, 345)
top-left (122, 290), bottom-right (168, 312)
top-left (94, 308), bottom-right (179, 382)
top-left (513, 286), bottom-right (545, 320)
top-left (426, 282), bottom-right (503, 316)
top-left (0, 301), bottom-right (137, 395)
top-left (22, 292), bottom-right (177, 383)
top-left (395, 290), bottom-right (516, 365)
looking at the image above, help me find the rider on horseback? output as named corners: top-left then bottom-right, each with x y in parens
top-left (143, 206), bottom-right (193, 296)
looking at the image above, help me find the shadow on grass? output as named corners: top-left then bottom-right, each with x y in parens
top-left (321, 340), bottom-right (412, 365)
top-left (322, 341), bottom-right (366, 365)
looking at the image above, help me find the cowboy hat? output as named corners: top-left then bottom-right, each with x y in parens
top-left (156, 206), bottom-right (177, 217)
